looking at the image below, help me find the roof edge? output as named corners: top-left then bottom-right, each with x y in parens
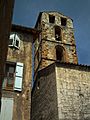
top-left (12, 24), bottom-right (40, 34)
top-left (34, 11), bottom-right (73, 28)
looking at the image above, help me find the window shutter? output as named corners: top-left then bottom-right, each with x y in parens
top-left (9, 34), bottom-right (14, 46)
top-left (14, 62), bottom-right (24, 91)
top-left (14, 34), bottom-right (20, 48)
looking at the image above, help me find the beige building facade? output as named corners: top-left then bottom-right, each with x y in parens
top-left (1, 24), bottom-right (39, 120)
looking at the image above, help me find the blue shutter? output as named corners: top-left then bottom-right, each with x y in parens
top-left (14, 62), bottom-right (24, 91)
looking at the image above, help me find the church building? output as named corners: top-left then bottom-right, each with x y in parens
top-left (0, 11), bottom-right (90, 120)
top-left (31, 11), bottom-right (90, 120)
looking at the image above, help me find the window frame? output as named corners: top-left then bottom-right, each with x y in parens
top-left (61, 17), bottom-right (67, 26)
top-left (9, 33), bottom-right (20, 49)
top-left (49, 15), bottom-right (55, 23)
top-left (2, 62), bottom-right (16, 90)
top-left (55, 26), bottom-right (62, 41)
top-left (55, 45), bottom-right (65, 62)
top-left (2, 62), bottom-right (24, 91)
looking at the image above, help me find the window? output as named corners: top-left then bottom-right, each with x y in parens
top-left (9, 38), bottom-right (13, 45)
top-left (61, 17), bottom-right (67, 26)
top-left (2, 62), bottom-right (24, 91)
top-left (2, 63), bottom-right (16, 90)
top-left (16, 40), bottom-right (19, 47)
top-left (56, 46), bottom-right (64, 62)
top-left (55, 26), bottom-right (62, 41)
top-left (49, 15), bottom-right (55, 23)
top-left (9, 33), bottom-right (20, 49)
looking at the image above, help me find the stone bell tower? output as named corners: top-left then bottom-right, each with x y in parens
top-left (34, 11), bottom-right (78, 75)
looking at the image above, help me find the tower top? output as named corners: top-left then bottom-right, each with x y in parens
top-left (35, 11), bottom-right (73, 28)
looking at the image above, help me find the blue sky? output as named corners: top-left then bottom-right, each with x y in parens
top-left (13, 0), bottom-right (90, 65)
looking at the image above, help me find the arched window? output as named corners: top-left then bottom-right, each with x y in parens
top-left (55, 26), bottom-right (62, 41)
top-left (56, 45), bottom-right (64, 62)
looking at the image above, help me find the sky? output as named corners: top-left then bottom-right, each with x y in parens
top-left (13, 0), bottom-right (90, 65)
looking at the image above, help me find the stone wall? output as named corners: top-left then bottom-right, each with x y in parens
top-left (31, 11), bottom-right (90, 120)
top-left (56, 63), bottom-right (90, 120)
top-left (7, 30), bottom-right (32, 87)
top-left (31, 62), bottom-right (90, 120)
top-left (31, 64), bottom-right (59, 120)
top-left (41, 12), bottom-right (78, 64)
top-left (41, 39), bottom-right (77, 68)
top-left (2, 29), bottom-right (32, 120)
top-left (34, 11), bottom-right (78, 76)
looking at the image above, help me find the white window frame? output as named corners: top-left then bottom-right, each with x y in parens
top-left (3, 62), bottom-right (24, 92)
top-left (9, 34), bottom-right (15, 47)
top-left (9, 33), bottom-right (20, 49)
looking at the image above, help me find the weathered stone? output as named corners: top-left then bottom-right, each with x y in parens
top-left (34, 11), bottom-right (78, 76)
top-left (2, 25), bottom-right (39, 120)
top-left (31, 63), bottom-right (90, 120)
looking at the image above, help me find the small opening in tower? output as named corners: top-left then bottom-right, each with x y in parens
top-left (55, 26), bottom-right (62, 41)
top-left (56, 46), bottom-right (64, 62)
top-left (49, 15), bottom-right (55, 23)
top-left (61, 17), bottom-right (67, 26)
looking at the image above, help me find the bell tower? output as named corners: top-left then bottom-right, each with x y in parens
top-left (34, 11), bottom-right (78, 75)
